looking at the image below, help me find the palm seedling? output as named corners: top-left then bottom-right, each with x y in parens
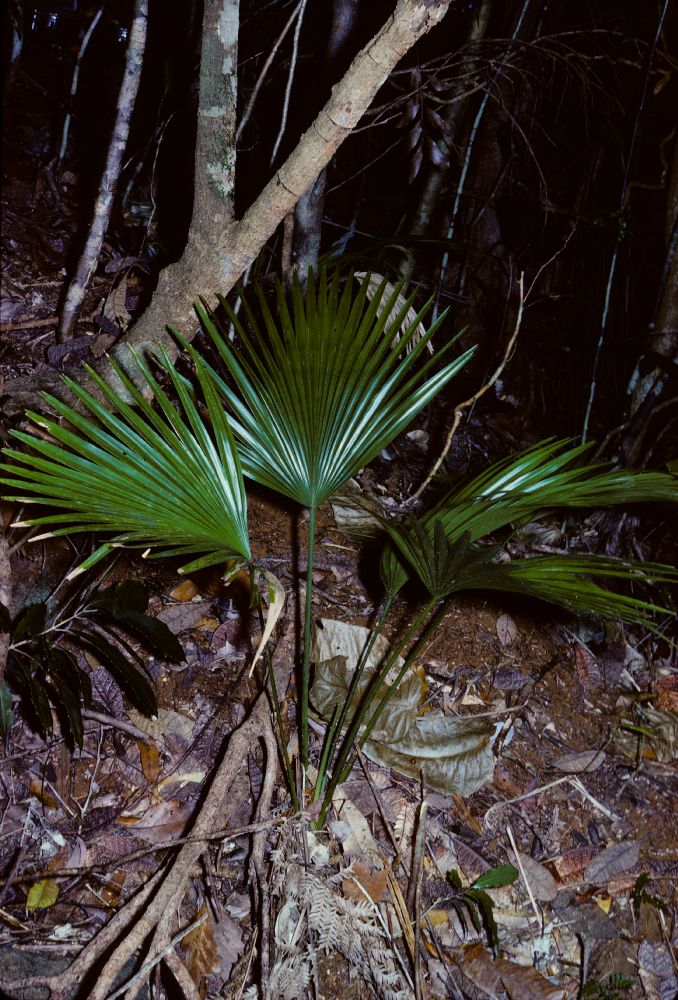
top-left (313, 439), bottom-right (677, 822)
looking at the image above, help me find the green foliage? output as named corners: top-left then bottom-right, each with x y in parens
top-left (630, 872), bottom-right (668, 918)
top-left (190, 269), bottom-right (474, 509)
top-left (581, 974), bottom-right (635, 998)
top-left (444, 864), bottom-right (518, 955)
top-left (0, 346), bottom-right (250, 574)
top-left (186, 267), bottom-right (472, 765)
top-left (379, 439), bottom-right (678, 628)
top-left (0, 273), bottom-right (675, 811)
top-left (2, 578), bottom-right (180, 748)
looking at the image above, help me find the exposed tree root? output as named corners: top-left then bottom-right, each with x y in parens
top-left (0, 634), bottom-right (292, 1000)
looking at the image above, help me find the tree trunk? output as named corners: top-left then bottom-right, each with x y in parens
top-left (104, 0), bottom-right (453, 382)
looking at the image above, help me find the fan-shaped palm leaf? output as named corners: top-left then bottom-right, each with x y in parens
top-left (186, 267), bottom-right (473, 766)
top-left (381, 439), bottom-right (678, 596)
top-left (459, 554), bottom-right (677, 630)
top-left (0, 350), bottom-right (250, 573)
top-left (191, 269), bottom-right (475, 510)
top-left (385, 504), bottom-right (677, 623)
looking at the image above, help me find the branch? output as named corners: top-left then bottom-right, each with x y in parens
top-left (109, 0), bottom-right (453, 368)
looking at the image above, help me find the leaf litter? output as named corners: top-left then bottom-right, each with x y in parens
top-left (0, 499), bottom-right (676, 999)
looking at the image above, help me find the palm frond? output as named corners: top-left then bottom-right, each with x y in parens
top-left (432, 438), bottom-right (677, 545)
top-left (0, 350), bottom-right (250, 572)
top-left (191, 269), bottom-right (474, 510)
top-left (461, 554), bottom-right (677, 630)
top-left (384, 518), bottom-right (495, 600)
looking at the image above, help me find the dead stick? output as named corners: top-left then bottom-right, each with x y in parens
top-left (408, 272), bottom-right (524, 502)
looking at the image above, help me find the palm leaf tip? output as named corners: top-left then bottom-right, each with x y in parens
top-left (200, 267), bottom-right (474, 510)
top-left (0, 351), bottom-right (251, 569)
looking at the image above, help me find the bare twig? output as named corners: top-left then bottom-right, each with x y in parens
top-left (80, 708), bottom-right (152, 744)
top-left (236, 0), bottom-right (304, 142)
top-left (409, 272), bottom-right (524, 502)
top-left (59, 7), bottom-right (103, 162)
top-left (270, 0), bottom-right (309, 166)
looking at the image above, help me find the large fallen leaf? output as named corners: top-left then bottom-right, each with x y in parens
top-left (117, 798), bottom-right (194, 844)
top-left (182, 904), bottom-right (218, 984)
top-left (583, 841), bottom-right (640, 885)
top-left (311, 618), bottom-right (424, 742)
top-left (456, 942), bottom-right (567, 999)
top-left (312, 619), bottom-right (494, 795)
top-left (637, 939), bottom-right (678, 1000)
top-left (509, 851), bottom-right (558, 902)
top-left (365, 713), bottom-right (495, 797)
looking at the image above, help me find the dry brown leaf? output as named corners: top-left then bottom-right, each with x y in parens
top-left (573, 644), bottom-right (601, 689)
top-left (342, 862), bottom-right (388, 903)
top-left (28, 779), bottom-right (60, 809)
top-left (102, 274), bottom-right (131, 330)
top-left (583, 840), bottom-right (640, 885)
top-left (511, 851), bottom-right (558, 902)
top-left (127, 707), bottom-right (195, 742)
top-left (550, 845), bottom-right (597, 882)
top-left (638, 940), bottom-right (678, 1000)
top-left (138, 741), bottom-right (160, 783)
top-left (457, 942), bottom-right (567, 999)
top-left (117, 798), bottom-right (193, 844)
top-left (182, 904), bottom-right (218, 984)
top-left (496, 613), bottom-right (518, 647)
top-left (156, 599), bottom-right (214, 633)
top-left (552, 749), bottom-right (606, 773)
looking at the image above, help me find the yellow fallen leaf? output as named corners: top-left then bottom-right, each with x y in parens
top-left (26, 880), bottom-right (59, 911)
top-left (595, 894), bottom-right (612, 914)
top-left (138, 741), bottom-right (160, 783)
top-left (170, 580), bottom-right (199, 601)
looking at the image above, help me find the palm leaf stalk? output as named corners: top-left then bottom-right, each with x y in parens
top-left (313, 591), bottom-right (396, 801)
top-left (0, 349), bottom-right (251, 573)
top-left (188, 268), bottom-right (474, 767)
top-left (316, 595), bottom-right (448, 827)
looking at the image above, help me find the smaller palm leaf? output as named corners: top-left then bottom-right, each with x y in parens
top-left (191, 269), bottom-right (475, 510)
top-left (432, 438), bottom-right (678, 546)
top-left (461, 554), bottom-right (677, 630)
top-left (0, 349), bottom-right (250, 572)
top-left (381, 439), bottom-right (677, 596)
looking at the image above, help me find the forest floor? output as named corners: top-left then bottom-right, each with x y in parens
top-left (1, 67), bottom-right (678, 1000)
